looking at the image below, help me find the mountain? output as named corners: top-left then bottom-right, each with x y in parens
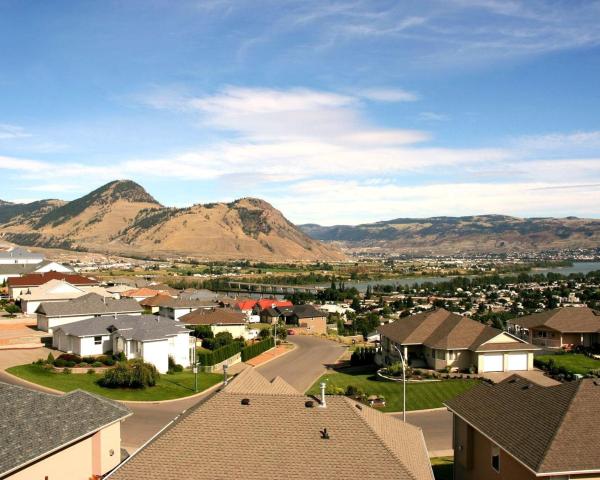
top-left (0, 180), bottom-right (345, 261)
top-left (300, 215), bottom-right (600, 254)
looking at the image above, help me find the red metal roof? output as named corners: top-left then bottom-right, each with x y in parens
top-left (7, 272), bottom-right (99, 288)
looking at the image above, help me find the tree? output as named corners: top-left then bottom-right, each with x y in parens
top-left (259, 328), bottom-right (272, 339)
top-left (336, 317), bottom-right (345, 336)
top-left (4, 304), bottom-right (20, 317)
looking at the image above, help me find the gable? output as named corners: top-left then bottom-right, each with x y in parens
top-left (483, 332), bottom-right (521, 344)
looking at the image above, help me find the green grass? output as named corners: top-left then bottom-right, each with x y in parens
top-left (536, 353), bottom-right (600, 375)
top-left (306, 367), bottom-right (479, 412)
top-left (7, 364), bottom-right (223, 401)
top-left (431, 457), bottom-right (453, 480)
top-left (250, 323), bottom-right (274, 330)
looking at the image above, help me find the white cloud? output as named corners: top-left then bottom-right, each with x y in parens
top-left (419, 112), bottom-right (448, 122)
top-left (515, 131), bottom-right (600, 151)
top-left (358, 88), bottom-right (419, 102)
top-left (0, 124), bottom-right (31, 140)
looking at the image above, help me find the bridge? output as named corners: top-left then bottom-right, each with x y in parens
top-left (224, 281), bottom-right (325, 295)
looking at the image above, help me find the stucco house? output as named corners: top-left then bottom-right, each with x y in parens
top-left (36, 293), bottom-right (143, 332)
top-left (284, 305), bottom-right (327, 335)
top-left (508, 306), bottom-right (600, 349)
top-left (158, 297), bottom-right (220, 321)
top-left (446, 375), bottom-right (600, 479)
top-left (7, 271), bottom-right (99, 300)
top-left (53, 315), bottom-right (193, 373)
top-left (378, 308), bottom-right (539, 373)
top-left (180, 308), bottom-right (251, 339)
top-left (0, 381), bottom-right (131, 480)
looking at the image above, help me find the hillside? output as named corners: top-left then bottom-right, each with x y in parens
top-left (0, 180), bottom-right (345, 261)
top-left (300, 215), bottom-right (600, 254)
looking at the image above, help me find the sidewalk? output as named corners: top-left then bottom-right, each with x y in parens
top-left (245, 344), bottom-right (295, 367)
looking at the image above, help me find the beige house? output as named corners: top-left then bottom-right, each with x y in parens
top-left (286, 305), bottom-right (327, 335)
top-left (7, 271), bottom-right (99, 300)
top-left (179, 308), bottom-right (251, 339)
top-left (0, 381), bottom-right (131, 480)
top-left (446, 375), bottom-right (600, 479)
top-left (508, 307), bottom-right (600, 349)
top-left (108, 368), bottom-right (434, 480)
top-left (378, 308), bottom-right (539, 373)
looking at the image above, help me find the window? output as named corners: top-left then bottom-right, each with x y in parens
top-left (491, 445), bottom-right (500, 472)
top-left (94, 336), bottom-right (102, 345)
top-left (448, 350), bottom-right (456, 361)
top-left (436, 349), bottom-right (445, 360)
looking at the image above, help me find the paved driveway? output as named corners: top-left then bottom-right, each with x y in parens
top-left (400, 409), bottom-right (454, 457)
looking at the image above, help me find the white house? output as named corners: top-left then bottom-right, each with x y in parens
top-left (158, 298), bottom-right (219, 321)
top-left (0, 260), bottom-right (72, 284)
top-left (8, 272), bottom-right (99, 300)
top-left (0, 246), bottom-right (44, 264)
top-left (53, 315), bottom-right (193, 373)
top-left (36, 293), bottom-right (143, 332)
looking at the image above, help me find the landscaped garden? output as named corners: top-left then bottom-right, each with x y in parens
top-left (306, 365), bottom-right (480, 412)
top-left (535, 353), bottom-right (600, 376)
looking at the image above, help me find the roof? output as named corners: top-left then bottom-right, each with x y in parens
top-left (108, 371), bottom-right (433, 480)
top-left (513, 307), bottom-right (600, 333)
top-left (378, 308), bottom-right (535, 351)
top-left (7, 271), bottom-right (98, 288)
top-left (0, 246), bottom-right (44, 262)
top-left (293, 304), bottom-right (326, 319)
top-left (105, 284), bottom-right (137, 294)
top-left (256, 299), bottom-right (293, 310)
top-left (222, 368), bottom-right (301, 396)
top-left (158, 297), bottom-right (219, 309)
top-left (36, 293), bottom-right (143, 317)
top-left (20, 280), bottom-right (111, 302)
top-left (179, 308), bottom-right (247, 325)
top-left (445, 376), bottom-right (600, 475)
top-left (139, 293), bottom-right (175, 307)
top-left (235, 299), bottom-right (257, 310)
top-left (55, 314), bottom-right (190, 341)
top-left (0, 382), bottom-right (131, 477)
top-left (121, 287), bottom-right (166, 298)
top-left (0, 260), bottom-right (68, 276)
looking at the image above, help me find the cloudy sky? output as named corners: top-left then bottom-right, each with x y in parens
top-left (1, 0), bottom-right (599, 225)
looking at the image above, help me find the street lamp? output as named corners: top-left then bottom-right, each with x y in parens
top-left (193, 361), bottom-right (201, 392)
top-left (223, 364), bottom-right (228, 385)
top-left (392, 344), bottom-right (407, 422)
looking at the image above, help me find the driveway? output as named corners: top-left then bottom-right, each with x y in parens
top-left (257, 335), bottom-right (346, 392)
top-left (401, 409), bottom-right (454, 457)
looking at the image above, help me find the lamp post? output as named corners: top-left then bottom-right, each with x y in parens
top-left (223, 363), bottom-right (228, 385)
top-left (392, 344), bottom-right (407, 422)
top-left (193, 361), bottom-right (201, 392)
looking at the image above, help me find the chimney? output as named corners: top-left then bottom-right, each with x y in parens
top-left (319, 382), bottom-right (327, 408)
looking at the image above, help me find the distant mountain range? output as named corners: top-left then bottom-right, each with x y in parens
top-left (0, 180), bottom-right (345, 261)
top-left (300, 215), bottom-right (600, 254)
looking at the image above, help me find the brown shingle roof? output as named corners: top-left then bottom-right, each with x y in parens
top-left (378, 308), bottom-right (532, 351)
top-left (445, 376), bottom-right (600, 475)
top-left (223, 368), bottom-right (301, 396)
top-left (475, 342), bottom-right (540, 352)
top-left (179, 308), bottom-right (247, 325)
top-left (108, 371), bottom-right (433, 480)
top-left (513, 307), bottom-right (600, 333)
top-left (7, 272), bottom-right (98, 287)
top-left (139, 294), bottom-right (175, 307)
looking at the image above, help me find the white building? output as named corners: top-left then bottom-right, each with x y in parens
top-left (0, 246), bottom-right (44, 264)
top-left (0, 260), bottom-right (72, 284)
top-left (158, 298), bottom-right (219, 321)
top-left (53, 315), bottom-right (193, 373)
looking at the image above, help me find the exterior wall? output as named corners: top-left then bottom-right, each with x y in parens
top-left (529, 327), bottom-right (562, 348)
top-left (299, 316), bottom-right (326, 335)
top-left (35, 262), bottom-right (72, 273)
top-left (43, 314), bottom-right (93, 333)
top-left (453, 415), bottom-right (536, 480)
top-left (79, 335), bottom-right (112, 356)
top-left (211, 324), bottom-right (248, 339)
top-left (22, 300), bottom-right (41, 315)
top-left (141, 339), bottom-right (169, 373)
top-left (485, 332), bottom-right (520, 344)
top-left (6, 422), bottom-right (122, 480)
top-left (168, 333), bottom-right (192, 368)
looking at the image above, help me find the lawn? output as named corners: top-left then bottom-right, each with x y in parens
top-left (431, 457), bottom-right (453, 480)
top-left (306, 367), bottom-right (479, 412)
top-left (536, 353), bottom-right (600, 375)
top-left (7, 364), bottom-right (223, 401)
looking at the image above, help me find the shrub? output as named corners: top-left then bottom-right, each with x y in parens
top-left (92, 361), bottom-right (103, 367)
top-left (259, 328), bottom-right (272, 339)
top-left (168, 356), bottom-right (183, 373)
top-left (66, 361), bottom-right (77, 368)
top-left (62, 368), bottom-right (72, 375)
top-left (57, 353), bottom-right (82, 363)
top-left (100, 359), bottom-right (159, 389)
top-left (87, 369), bottom-right (95, 375)
top-left (54, 359), bottom-right (67, 367)
top-left (82, 356), bottom-right (95, 364)
top-left (115, 352), bottom-right (126, 362)
top-left (46, 353), bottom-right (55, 364)
top-left (196, 342), bottom-right (242, 366)
top-left (350, 347), bottom-right (376, 366)
top-left (78, 363), bottom-right (89, 368)
top-left (241, 338), bottom-right (275, 362)
top-left (325, 385), bottom-right (345, 395)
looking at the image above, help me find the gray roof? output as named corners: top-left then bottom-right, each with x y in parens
top-left (37, 293), bottom-right (143, 317)
top-left (293, 304), bottom-right (326, 319)
top-left (159, 297), bottom-right (219, 309)
top-left (0, 246), bottom-right (44, 262)
top-left (0, 260), bottom-right (63, 276)
top-left (0, 382), bottom-right (131, 477)
top-left (55, 314), bottom-right (190, 341)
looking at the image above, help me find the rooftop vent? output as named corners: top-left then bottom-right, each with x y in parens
top-left (521, 384), bottom-right (533, 390)
top-left (508, 378), bottom-right (518, 383)
top-left (355, 403), bottom-right (362, 410)
top-left (594, 381), bottom-right (600, 387)
top-left (241, 398), bottom-right (250, 406)
top-left (320, 428), bottom-right (330, 440)
top-left (305, 400), bottom-right (314, 408)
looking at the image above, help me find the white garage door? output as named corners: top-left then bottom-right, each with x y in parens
top-left (507, 354), bottom-right (528, 371)
top-left (482, 354), bottom-right (504, 372)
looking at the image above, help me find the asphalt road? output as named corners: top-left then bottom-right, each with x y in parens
top-left (396, 409), bottom-right (454, 457)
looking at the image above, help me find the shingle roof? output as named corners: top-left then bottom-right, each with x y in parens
top-left (293, 304), bottom-right (326, 319)
top-left (513, 307), bottom-right (600, 333)
top-left (0, 246), bottom-right (44, 262)
top-left (139, 293), bottom-right (176, 307)
top-left (0, 260), bottom-right (58, 275)
top-left (37, 293), bottom-right (143, 317)
top-left (445, 376), bottom-right (600, 475)
top-left (121, 287), bottom-right (166, 298)
top-left (55, 314), bottom-right (190, 341)
top-left (159, 297), bottom-right (219, 309)
top-left (108, 372), bottom-right (433, 480)
top-left (179, 308), bottom-right (247, 325)
top-left (7, 271), bottom-right (98, 287)
top-left (378, 308), bottom-right (534, 351)
top-left (0, 382), bottom-right (131, 477)
top-left (223, 368), bottom-right (301, 396)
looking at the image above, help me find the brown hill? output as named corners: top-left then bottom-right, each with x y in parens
top-left (0, 180), bottom-right (345, 262)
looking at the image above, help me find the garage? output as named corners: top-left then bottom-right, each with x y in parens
top-left (507, 353), bottom-right (528, 371)
top-left (481, 354), bottom-right (504, 372)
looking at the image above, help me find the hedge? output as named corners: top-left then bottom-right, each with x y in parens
top-left (241, 338), bottom-right (275, 362)
top-left (196, 342), bottom-right (241, 366)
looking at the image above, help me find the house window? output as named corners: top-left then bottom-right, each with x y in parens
top-left (491, 445), bottom-right (500, 472)
top-left (436, 349), bottom-right (445, 360)
top-left (448, 351), bottom-right (456, 361)
top-left (94, 336), bottom-right (102, 345)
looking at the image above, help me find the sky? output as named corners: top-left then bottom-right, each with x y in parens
top-left (0, 0), bottom-right (599, 225)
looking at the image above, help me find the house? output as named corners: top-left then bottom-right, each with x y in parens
top-left (378, 308), bottom-right (539, 373)
top-left (105, 284), bottom-right (138, 299)
top-left (259, 307), bottom-right (282, 324)
top-left (0, 381), bottom-right (131, 480)
top-left (445, 375), bottom-right (600, 479)
top-left (0, 260), bottom-right (73, 284)
top-left (19, 279), bottom-right (112, 316)
top-left (36, 293), bottom-right (143, 332)
top-left (158, 297), bottom-right (220, 321)
top-left (107, 369), bottom-right (434, 480)
top-left (284, 304), bottom-right (327, 335)
top-left (319, 303), bottom-right (355, 319)
top-left (0, 246), bottom-right (44, 264)
top-left (139, 293), bottom-right (175, 313)
top-left (7, 271), bottom-right (99, 300)
top-left (53, 315), bottom-right (193, 373)
top-left (121, 287), bottom-right (171, 302)
top-left (508, 307), bottom-right (600, 349)
top-left (179, 308), bottom-right (250, 339)
top-left (255, 298), bottom-right (293, 312)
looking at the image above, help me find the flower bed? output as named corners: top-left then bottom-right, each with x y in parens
top-left (52, 365), bottom-right (113, 374)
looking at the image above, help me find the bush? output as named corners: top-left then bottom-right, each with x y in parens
top-left (325, 385), bottom-right (345, 395)
top-left (115, 352), bottom-right (126, 362)
top-left (259, 328), bottom-right (272, 339)
top-left (62, 368), bottom-right (72, 375)
top-left (66, 361), bottom-right (77, 368)
top-left (87, 369), bottom-right (95, 375)
top-left (57, 353), bottom-right (82, 363)
top-left (78, 363), bottom-right (89, 368)
top-left (54, 359), bottom-right (67, 367)
top-left (46, 353), bottom-right (55, 364)
top-left (100, 359), bottom-right (159, 389)
top-left (196, 342), bottom-right (242, 366)
top-left (97, 355), bottom-right (115, 366)
top-left (191, 325), bottom-right (213, 339)
top-left (92, 361), bottom-right (103, 367)
top-left (82, 356), bottom-right (95, 364)
top-left (241, 338), bottom-right (275, 362)
top-left (168, 356), bottom-right (183, 373)
top-left (350, 347), bottom-right (376, 366)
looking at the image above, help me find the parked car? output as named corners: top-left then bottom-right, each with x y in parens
top-left (287, 329), bottom-right (296, 335)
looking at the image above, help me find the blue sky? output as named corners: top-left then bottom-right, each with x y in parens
top-left (1, 0), bottom-right (599, 224)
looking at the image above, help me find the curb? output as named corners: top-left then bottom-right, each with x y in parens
top-left (250, 343), bottom-right (296, 368)
top-left (301, 344), bottom-right (348, 394)
top-left (0, 369), bottom-right (64, 395)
